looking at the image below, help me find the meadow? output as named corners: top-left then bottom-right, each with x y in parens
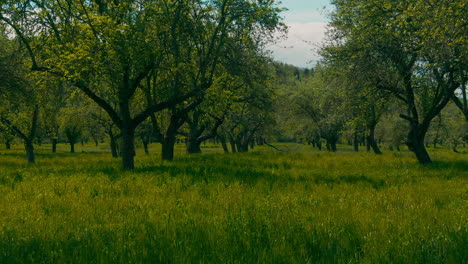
top-left (0, 143), bottom-right (466, 263)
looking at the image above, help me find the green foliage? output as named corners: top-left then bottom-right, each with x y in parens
top-left (0, 144), bottom-right (466, 263)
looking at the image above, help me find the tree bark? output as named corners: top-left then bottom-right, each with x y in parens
top-left (110, 132), bottom-right (119, 158)
top-left (353, 133), bottom-right (359, 152)
top-left (325, 138), bottom-right (337, 152)
top-left (25, 141), bottom-right (35, 164)
top-left (220, 136), bottom-right (229, 153)
top-left (452, 142), bottom-right (459, 153)
top-left (52, 138), bottom-right (57, 153)
top-left (316, 139), bottom-right (322, 150)
top-left (70, 142), bottom-right (75, 153)
top-left (229, 138), bottom-right (237, 153)
top-left (249, 140), bottom-right (255, 150)
top-left (5, 140), bottom-right (11, 150)
top-left (406, 123), bottom-right (432, 165)
top-left (121, 125), bottom-right (136, 170)
top-left (143, 140), bottom-right (149, 155)
top-left (186, 136), bottom-right (202, 154)
top-left (367, 126), bottom-right (382, 154)
top-left (330, 141), bottom-right (337, 152)
top-left (162, 135), bottom-right (176, 161)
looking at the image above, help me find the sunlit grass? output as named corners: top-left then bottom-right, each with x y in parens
top-left (0, 143), bottom-right (466, 263)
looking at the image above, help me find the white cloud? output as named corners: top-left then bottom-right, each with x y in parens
top-left (269, 22), bottom-right (328, 68)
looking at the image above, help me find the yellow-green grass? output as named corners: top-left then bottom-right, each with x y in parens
top-left (0, 144), bottom-right (466, 263)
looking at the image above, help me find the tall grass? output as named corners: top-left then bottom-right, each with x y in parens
top-left (0, 144), bottom-right (466, 263)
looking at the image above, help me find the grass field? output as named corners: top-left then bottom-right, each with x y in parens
top-left (0, 143), bottom-right (467, 263)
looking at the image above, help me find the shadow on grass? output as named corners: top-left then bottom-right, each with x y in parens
top-left (421, 160), bottom-right (468, 178)
top-left (134, 163), bottom-right (276, 185)
top-left (311, 174), bottom-right (387, 190)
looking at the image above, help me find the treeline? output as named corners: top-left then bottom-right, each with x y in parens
top-left (1, 0), bottom-right (466, 169)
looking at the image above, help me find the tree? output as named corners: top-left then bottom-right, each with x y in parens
top-left (326, 0), bottom-right (466, 164)
top-left (0, 31), bottom-right (39, 163)
top-left (290, 65), bottom-right (349, 152)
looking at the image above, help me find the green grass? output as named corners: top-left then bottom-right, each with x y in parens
top-left (0, 143), bottom-right (467, 263)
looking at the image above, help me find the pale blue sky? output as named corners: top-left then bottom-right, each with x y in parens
top-left (279, 0), bottom-right (331, 22)
top-left (270, 0), bottom-right (332, 67)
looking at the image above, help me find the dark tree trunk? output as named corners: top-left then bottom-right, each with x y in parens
top-left (229, 138), bottom-right (237, 153)
top-left (367, 126), bottom-right (382, 154)
top-left (162, 135), bottom-right (176, 161)
top-left (5, 140), bottom-right (11, 150)
top-left (353, 133), bottom-right (359, 152)
top-left (257, 137), bottom-right (264, 146)
top-left (220, 136), bottom-right (229, 153)
top-left (326, 138), bottom-right (337, 152)
top-left (452, 142), bottom-right (459, 153)
top-left (330, 141), bottom-right (337, 152)
top-left (70, 142), bottom-right (75, 153)
top-left (249, 140), bottom-right (255, 150)
top-left (110, 133), bottom-right (119, 158)
top-left (316, 140), bottom-right (322, 151)
top-left (236, 140), bottom-right (243, 152)
top-left (121, 125), bottom-right (136, 170)
top-left (52, 139), bottom-right (57, 153)
top-left (186, 137), bottom-right (202, 154)
top-left (406, 124), bottom-right (432, 165)
top-left (143, 140), bottom-right (149, 155)
top-left (25, 141), bottom-right (35, 164)
top-left (238, 142), bottom-right (249, 152)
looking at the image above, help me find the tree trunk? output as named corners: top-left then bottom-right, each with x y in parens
top-left (249, 140), bottom-right (255, 150)
top-left (316, 140), bottom-right (322, 151)
top-left (330, 141), bottom-right (337, 152)
top-left (110, 133), bottom-right (119, 158)
top-left (367, 126), bottom-right (382, 154)
top-left (186, 137), bottom-right (202, 154)
top-left (220, 136), bottom-right (229, 153)
top-left (452, 142), bottom-right (459, 153)
top-left (353, 133), bottom-right (359, 152)
top-left (229, 138), bottom-right (237, 153)
top-left (162, 135), bottom-right (176, 161)
top-left (143, 140), bottom-right (149, 155)
top-left (5, 140), bottom-right (11, 150)
top-left (25, 141), bottom-right (35, 164)
top-left (407, 124), bottom-right (432, 165)
top-left (121, 126), bottom-right (136, 170)
top-left (52, 139), bottom-right (57, 153)
top-left (70, 142), bottom-right (75, 153)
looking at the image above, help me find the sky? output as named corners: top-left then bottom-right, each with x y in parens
top-left (269, 0), bottom-right (332, 68)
